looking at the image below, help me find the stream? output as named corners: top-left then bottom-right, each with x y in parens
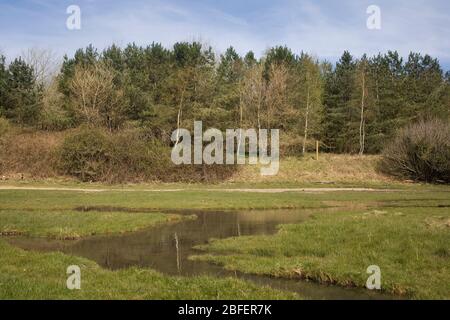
top-left (8, 209), bottom-right (396, 300)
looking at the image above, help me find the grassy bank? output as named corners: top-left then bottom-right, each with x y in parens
top-left (0, 198), bottom-right (296, 299)
top-left (0, 241), bottom-right (296, 299)
top-left (0, 184), bottom-right (448, 299)
top-left (231, 154), bottom-right (393, 184)
top-left (0, 129), bottom-right (396, 186)
top-left (0, 210), bottom-right (191, 239)
top-left (192, 207), bottom-right (450, 299)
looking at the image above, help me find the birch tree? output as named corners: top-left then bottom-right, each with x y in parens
top-left (240, 63), bottom-right (265, 130)
top-left (355, 57), bottom-right (369, 155)
top-left (22, 48), bottom-right (59, 86)
top-left (70, 62), bottom-right (125, 130)
top-left (295, 54), bottom-right (323, 154)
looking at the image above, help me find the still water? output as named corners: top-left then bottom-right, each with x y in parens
top-left (8, 209), bottom-right (395, 299)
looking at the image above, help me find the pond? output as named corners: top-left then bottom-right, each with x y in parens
top-left (8, 208), bottom-right (396, 300)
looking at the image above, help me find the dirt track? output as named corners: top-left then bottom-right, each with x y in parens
top-left (0, 185), bottom-right (398, 193)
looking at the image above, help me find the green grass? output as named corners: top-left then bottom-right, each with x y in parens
top-left (0, 183), bottom-right (449, 299)
top-left (0, 241), bottom-right (297, 299)
top-left (2, 176), bottom-right (447, 190)
top-left (0, 210), bottom-right (190, 239)
top-left (191, 207), bottom-right (450, 299)
top-left (0, 184), bottom-right (449, 212)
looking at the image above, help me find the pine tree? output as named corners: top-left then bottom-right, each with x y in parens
top-left (215, 47), bottom-right (244, 128)
top-left (0, 55), bottom-right (7, 115)
top-left (323, 51), bottom-right (356, 153)
top-left (3, 58), bottom-right (42, 125)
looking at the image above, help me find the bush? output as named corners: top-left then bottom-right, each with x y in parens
top-left (39, 81), bottom-right (73, 131)
top-left (0, 117), bottom-right (11, 137)
top-left (58, 128), bottom-right (112, 181)
top-left (58, 127), bottom-right (175, 183)
top-left (0, 129), bottom-right (62, 178)
top-left (380, 119), bottom-right (450, 183)
top-left (108, 129), bottom-right (173, 182)
top-left (58, 127), bottom-right (238, 183)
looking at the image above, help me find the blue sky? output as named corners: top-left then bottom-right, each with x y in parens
top-left (1, 0), bottom-right (449, 69)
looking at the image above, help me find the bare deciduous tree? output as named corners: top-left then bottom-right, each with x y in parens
top-left (296, 56), bottom-right (323, 154)
top-left (22, 48), bottom-right (60, 86)
top-left (70, 62), bottom-right (124, 131)
top-left (240, 63), bottom-right (265, 130)
top-left (265, 64), bottom-right (290, 128)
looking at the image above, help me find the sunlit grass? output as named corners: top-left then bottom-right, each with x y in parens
top-left (0, 182), bottom-right (449, 299)
top-left (192, 207), bottom-right (450, 299)
top-left (0, 241), bottom-right (297, 300)
top-left (0, 210), bottom-right (190, 239)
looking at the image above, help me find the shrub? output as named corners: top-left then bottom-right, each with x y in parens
top-left (0, 129), bottom-right (61, 178)
top-left (380, 119), bottom-right (450, 183)
top-left (108, 129), bottom-right (173, 182)
top-left (39, 81), bottom-right (73, 131)
top-left (58, 127), bottom-right (112, 181)
top-left (69, 62), bottom-right (125, 130)
top-left (58, 127), bottom-right (238, 183)
top-left (0, 117), bottom-right (11, 137)
top-left (58, 128), bottom-right (175, 183)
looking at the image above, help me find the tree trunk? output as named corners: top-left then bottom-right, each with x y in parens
top-left (174, 86), bottom-right (186, 148)
top-left (237, 85), bottom-right (244, 155)
top-left (302, 86), bottom-right (310, 154)
top-left (359, 72), bottom-right (366, 155)
top-left (257, 85), bottom-right (262, 131)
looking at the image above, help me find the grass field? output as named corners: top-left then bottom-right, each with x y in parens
top-left (0, 241), bottom-right (296, 299)
top-left (0, 183), bottom-right (449, 211)
top-left (0, 164), bottom-right (449, 299)
top-left (0, 210), bottom-right (192, 239)
top-left (192, 207), bottom-right (450, 299)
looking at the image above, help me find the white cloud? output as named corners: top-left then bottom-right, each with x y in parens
top-left (1, 0), bottom-right (449, 67)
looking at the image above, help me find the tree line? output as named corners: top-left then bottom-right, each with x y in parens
top-left (0, 43), bottom-right (449, 155)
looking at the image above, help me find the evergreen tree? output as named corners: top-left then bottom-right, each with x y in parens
top-left (366, 51), bottom-right (406, 152)
top-left (264, 46), bottom-right (297, 79)
top-left (215, 46), bottom-right (244, 127)
top-left (3, 58), bottom-right (41, 125)
top-left (0, 55), bottom-right (7, 115)
top-left (243, 51), bottom-right (257, 68)
top-left (404, 53), bottom-right (444, 120)
top-left (322, 51), bottom-right (356, 153)
top-left (1, 42), bottom-right (445, 156)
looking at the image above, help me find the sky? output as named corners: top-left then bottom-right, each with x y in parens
top-left (0, 0), bottom-right (449, 69)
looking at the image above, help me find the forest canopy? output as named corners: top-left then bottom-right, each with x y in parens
top-left (0, 43), bottom-right (449, 155)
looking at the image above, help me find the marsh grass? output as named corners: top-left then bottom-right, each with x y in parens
top-left (192, 207), bottom-right (450, 299)
top-left (0, 241), bottom-right (297, 299)
top-left (0, 184), bottom-right (449, 299)
top-left (0, 210), bottom-right (191, 239)
top-left (1, 185), bottom-right (449, 212)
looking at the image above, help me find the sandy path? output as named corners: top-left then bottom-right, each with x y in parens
top-left (0, 185), bottom-right (397, 193)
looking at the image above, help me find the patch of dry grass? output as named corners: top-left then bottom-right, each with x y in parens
top-left (229, 154), bottom-right (393, 184)
top-left (0, 130), bottom-right (66, 179)
top-left (0, 127), bottom-right (395, 185)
